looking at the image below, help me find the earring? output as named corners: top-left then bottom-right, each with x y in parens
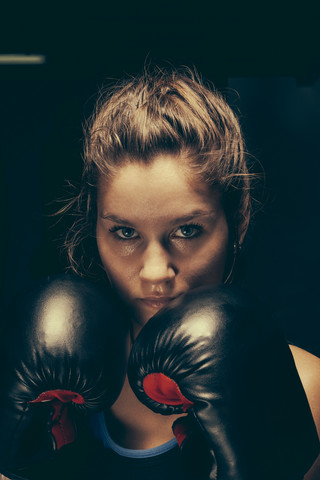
top-left (233, 241), bottom-right (242, 255)
top-left (224, 241), bottom-right (242, 284)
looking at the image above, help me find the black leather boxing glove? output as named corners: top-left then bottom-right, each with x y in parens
top-left (0, 274), bottom-right (128, 480)
top-left (128, 285), bottom-right (320, 480)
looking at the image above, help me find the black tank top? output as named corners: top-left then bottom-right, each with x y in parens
top-left (87, 411), bottom-right (206, 480)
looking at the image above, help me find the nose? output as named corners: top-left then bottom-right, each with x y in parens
top-left (139, 242), bottom-right (176, 284)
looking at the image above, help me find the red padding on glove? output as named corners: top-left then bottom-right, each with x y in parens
top-left (172, 416), bottom-right (193, 447)
top-left (29, 390), bottom-right (85, 404)
top-left (51, 400), bottom-right (75, 450)
top-left (29, 390), bottom-right (85, 450)
top-left (143, 373), bottom-right (194, 412)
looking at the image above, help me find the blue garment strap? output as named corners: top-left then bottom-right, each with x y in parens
top-left (89, 412), bottom-right (178, 459)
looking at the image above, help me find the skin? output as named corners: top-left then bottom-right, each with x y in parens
top-left (95, 155), bottom-right (320, 477)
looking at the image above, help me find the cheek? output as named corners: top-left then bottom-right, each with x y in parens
top-left (96, 227), bottom-right (138, 288)
top-left (184, 227), bottom-right (229, 287)
top-left (185, 250), bottom-right (227, 287)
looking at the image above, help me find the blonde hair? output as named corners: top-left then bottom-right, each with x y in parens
top-left (61, 67), bottom-right (257, 279)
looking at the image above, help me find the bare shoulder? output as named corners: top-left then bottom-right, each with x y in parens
top-left (289, 344), bottom-right (320, 374)
top-left (289, 345), bottom-right (320, 480)
top-left (289, 344), bottom-right (320, 422)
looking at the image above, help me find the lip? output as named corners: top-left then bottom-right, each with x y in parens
top-left (138, 296), bottom-right (179, 310)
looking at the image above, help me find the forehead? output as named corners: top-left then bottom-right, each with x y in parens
top-left (97, 155), bottom-right (221, 220)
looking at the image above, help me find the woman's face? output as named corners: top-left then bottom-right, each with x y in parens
top-left (96, 155), bottom-right (229, 331)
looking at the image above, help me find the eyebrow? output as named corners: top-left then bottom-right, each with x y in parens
top-left (100, 210), bottom-right (216, 225)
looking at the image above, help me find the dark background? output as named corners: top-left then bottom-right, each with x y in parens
top-left (1, 3), bottom-right (319, 355)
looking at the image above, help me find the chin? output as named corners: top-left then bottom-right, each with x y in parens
top-left (140, 311), bottom-right (157, 325)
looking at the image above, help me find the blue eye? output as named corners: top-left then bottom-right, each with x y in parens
top-left (109, 226), bottom-right (139, 239)
top-left (173, 224), bottom-right (203, 239)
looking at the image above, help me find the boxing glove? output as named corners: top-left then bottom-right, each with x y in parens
top-left (0, 274), bottom-right (128, 479)
top-left (128, 285), bottom-right (320, 480)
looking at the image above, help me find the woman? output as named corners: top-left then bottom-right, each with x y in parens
top-left (61, 67), bottom-right (320, 478)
